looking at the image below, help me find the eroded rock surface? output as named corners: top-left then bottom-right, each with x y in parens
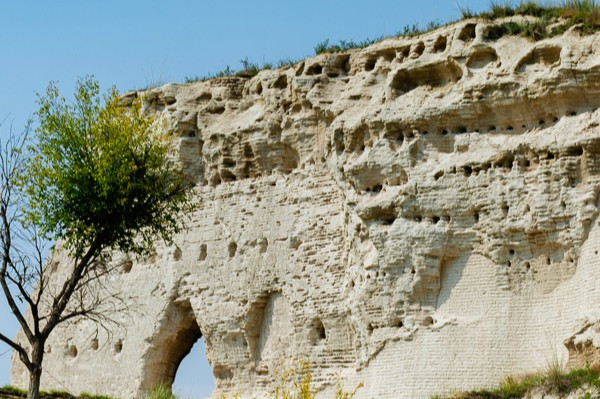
top-left (11, 18), bottom-right (600, 399)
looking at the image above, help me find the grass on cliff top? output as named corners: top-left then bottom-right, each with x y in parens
top-left (458, 0), bottom-right (600, 40)
top-left (179, 0), bottom-right (600, 84)
top-left (431, 364), bottom-right (600, 399)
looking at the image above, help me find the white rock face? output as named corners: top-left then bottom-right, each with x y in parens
top-left (11, 18), bottom-right (600, 399)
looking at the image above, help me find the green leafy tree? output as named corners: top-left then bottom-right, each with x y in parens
top-left (0, 76), bottom-right (191, 399)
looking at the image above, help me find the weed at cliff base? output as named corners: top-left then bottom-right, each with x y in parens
top-left (1, 385), bottom-right (28, 396)
top-left (79, 392), bottom-right (117, 399)
top-left (432, 364), bottom-right (600, 399)
top-left (145, 384), bottom-right (178, 399)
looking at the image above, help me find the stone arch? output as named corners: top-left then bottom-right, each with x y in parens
top-left (139, 299), bottom-right (206, 392)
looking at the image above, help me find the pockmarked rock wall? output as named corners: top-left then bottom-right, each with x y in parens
top-left (11, 18), bottom-right (600, 399)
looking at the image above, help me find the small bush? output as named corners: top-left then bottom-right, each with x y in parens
top-left (459, 4), bottom-right (477, 19)
top-left (483, 1), bottom-right (516, 19)
top-left (515, 1), bottom-right (547, 16)
top-left (145, 384), bottom-right (178, 399)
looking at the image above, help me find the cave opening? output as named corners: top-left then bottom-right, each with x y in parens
top-left (173, 336), bottom-right (214, 399)
top-left (140, 300), bottom-right (214, 399)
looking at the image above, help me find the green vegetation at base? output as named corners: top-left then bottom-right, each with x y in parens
top-left (431, 364), bottom-right (600, 399)
top-left (79, 392), bottom-right (116, 399)
top-left (0, 386), bottom-right (116, 399)
top-left (176, 1), bottom-right (600, 85)
top-left (1, 385), bottom-right (28, 396)
top-left (144, 384), bottom-right (177, 399)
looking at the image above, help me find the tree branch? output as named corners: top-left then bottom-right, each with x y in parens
top-left (0, 331), bottom-right (32, 371)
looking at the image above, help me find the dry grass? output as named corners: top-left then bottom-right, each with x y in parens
top-left (431, 364), bottom-right (600, 399)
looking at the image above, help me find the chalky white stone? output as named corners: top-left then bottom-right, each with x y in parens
top-left (11, 18), bottom-right (600, 399)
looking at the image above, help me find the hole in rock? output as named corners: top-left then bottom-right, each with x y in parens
top-left (433, 36), bottom-right (447, 53)
top-left (412, 42), bottom-right (425, 56)
top-left (273, 75), bottom-right (287, 89)
top-left (467, 47), bottom-right (498, 69)
top-left (172, 337), bottom-right (214, 399)
top-left (383, 217), bottom-right (396, 226)
top-left (259, 238), bottom-right (268, 254)
top-left (141, 300), bottom-right (214, 399)
top-left (173, 247), bottom-right (182, 261)
top-left (391, 60), bottom-right (463, 94)
top-left (228, 241), bottom-right (237, 258)
top-left (306, 64), bottom-right (323, 75)
top-left (365, 58), bottom-right (377, 71)
top-left (516, 45), bottom-right (561, 72)
top-left (483, 25), bottom-right (505, 40)
top-left (122, 260), bottom-right (133, 273)
top-left (91, 339), bottom-right (99, 351)
top-left (566, 146), bottom-right (584, 156)
top-left (199, 244), bottom-right (207, 261)
top-left (459, 23), bottom-right (477, 42)
top-left (309, 318), bottom-right (327, 345)
top-left (114, 340), bottom-right (123, 354)
top-left (67, 345), bottom-right (78, 358)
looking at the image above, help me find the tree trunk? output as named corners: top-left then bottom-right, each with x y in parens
top-left (26, 342), bottom-right (44, 399)
top-left (26, 367), bottom-right (42, 399)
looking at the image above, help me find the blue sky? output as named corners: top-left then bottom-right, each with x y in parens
top-left (0, 1), bottom-right (494, 398)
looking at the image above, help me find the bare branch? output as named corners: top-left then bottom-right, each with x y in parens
top-left (0, 331), bottom-right (31, 370)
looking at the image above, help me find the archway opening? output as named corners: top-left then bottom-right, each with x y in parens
top-left (173, 336), bottom-right (214, 399)
top-left (140, 300), bottom-right (214, 398)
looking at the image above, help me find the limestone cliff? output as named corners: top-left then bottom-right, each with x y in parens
top-left (11, 18), bottom-right (600, 399)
